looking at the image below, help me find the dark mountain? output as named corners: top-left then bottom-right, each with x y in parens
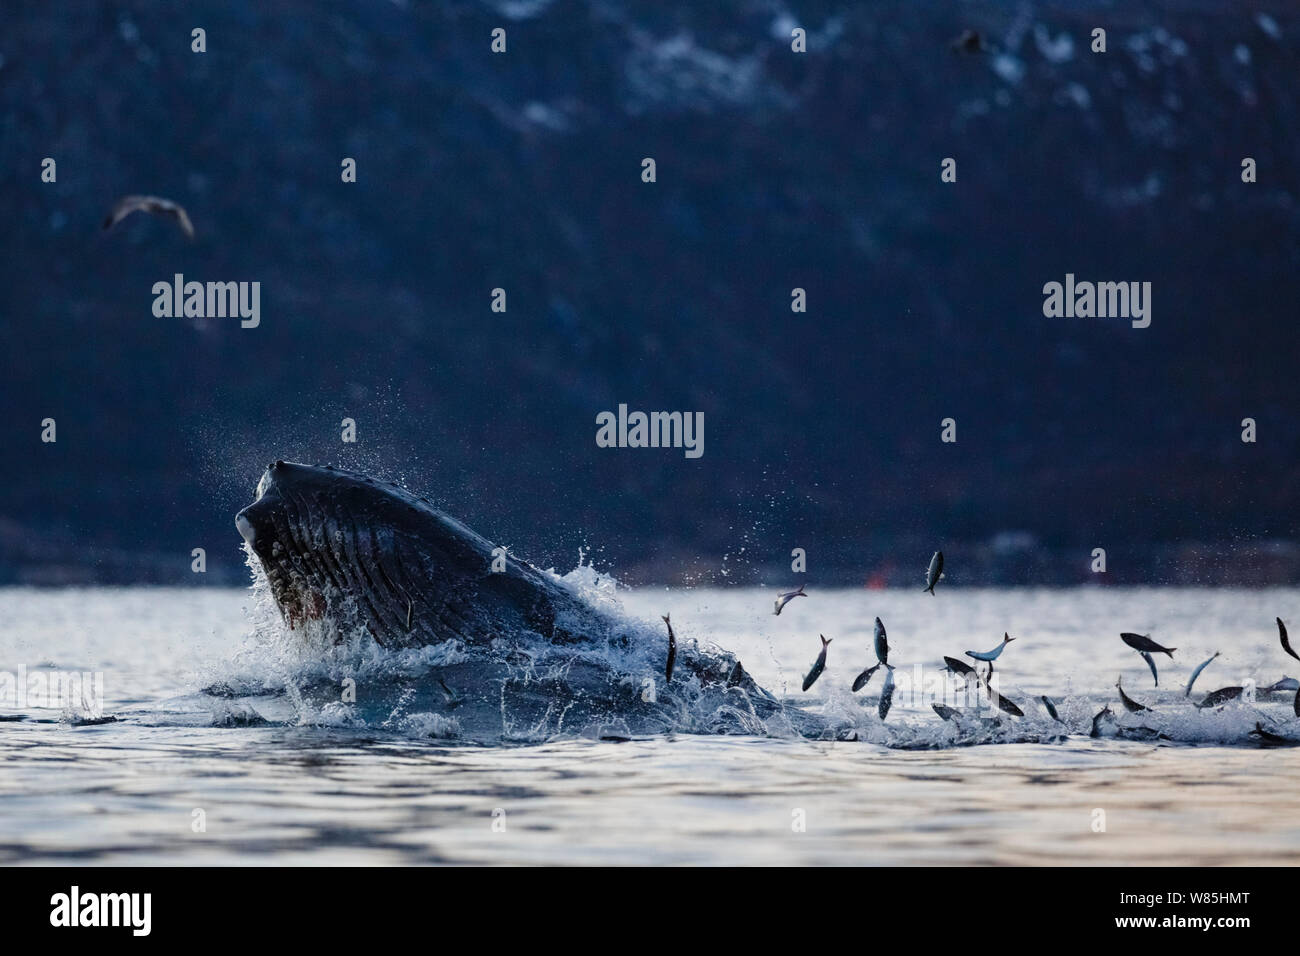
top-left (2, 0), bottom-right (1298, 585)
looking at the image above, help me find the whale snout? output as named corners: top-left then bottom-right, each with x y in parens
top-left (235, 473), bottom-right (324, 629)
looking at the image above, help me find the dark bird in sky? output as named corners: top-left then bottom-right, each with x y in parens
top-left (950, 29), bottom-right (988, 54)
top-left (102, 195), bottom-right (195, 239)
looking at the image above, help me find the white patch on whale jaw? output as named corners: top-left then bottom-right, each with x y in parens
top-left (240, 526), bottom-right (334, 637)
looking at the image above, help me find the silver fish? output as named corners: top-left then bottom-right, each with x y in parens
top-left (979, 665), bottom-right (1023, 717)
top-left (873, 616), bottom-right (889, 665)
top-left (1120, 632), bottom-right (1176, 658)
top-left (987, 691), bottom-right (1019, 712)
top-left (1279, 618), bottom-right (1300, 663)
top-left (1139, 650), bottom-right (1159, 687)
top-left (878, 665), bottom-right (896, 720)
top-left (1118, 725), bottom-right (1169, 742)
top-left (1250, 722), bottom-right (1291, 746)
top-left (1040, 695), bottom-right (1063, 723)
top-left (1116, 676), bottom-right (1149, 713)
top-left (1262, 677), bottom-right (1299, 694)
top-left (943, 656), bottom-right (975, 677)
top-left (965, 633), bottom-right (1015, 662)
top-left (1183, 651), bottom-right (1220, 697)
top-left (1197, 686), bottom-right (1244, 709)
top-left (923, 551), bottom-right (944, 595)
top-left (987, 690), bottom-right (1023, 717)
top-left (774, 584), bottom-right (806, 616)
top-left (932, 703), bottom-right (961, 722)
top-left (851, 662), bottom-right (880, 693)
top-left (802, 634), bottom-right (830, 691)
top-left (662, 614), bottom-right (676, 683)
top-left (1090, 705), bottom-right (1115, 738)
top-left (438, 677), bottom-right (464, 710)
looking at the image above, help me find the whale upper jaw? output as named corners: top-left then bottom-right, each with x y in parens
top-left (235, 461), bottom-right (594, 648)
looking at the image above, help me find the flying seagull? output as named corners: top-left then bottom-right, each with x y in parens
top-left (103, 195), bottom-right (195, 239)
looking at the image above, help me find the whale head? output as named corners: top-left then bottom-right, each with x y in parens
top-left (236, 461), bottom-right (573, 647)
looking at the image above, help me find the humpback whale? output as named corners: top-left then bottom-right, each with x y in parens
top-left (235, 462), bottom-right (782, 734)
top-left (230, 462), bottom-right (1297, 746)
top-left (236, 461), bottom-right (604, 648)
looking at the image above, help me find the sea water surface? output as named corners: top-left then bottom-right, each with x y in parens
top-left (3, 585), bottom-right (1299, 865)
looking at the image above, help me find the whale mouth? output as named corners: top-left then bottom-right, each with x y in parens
top-left (234, 460), bottom-right (537, 647)
top-left (236, 461), bottom-right (351, 632)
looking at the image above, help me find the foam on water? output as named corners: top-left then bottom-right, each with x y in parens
top-left (170, 558), bottom-right (1300, 749)
top-left (184, 550), bottom-right (797, 742)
